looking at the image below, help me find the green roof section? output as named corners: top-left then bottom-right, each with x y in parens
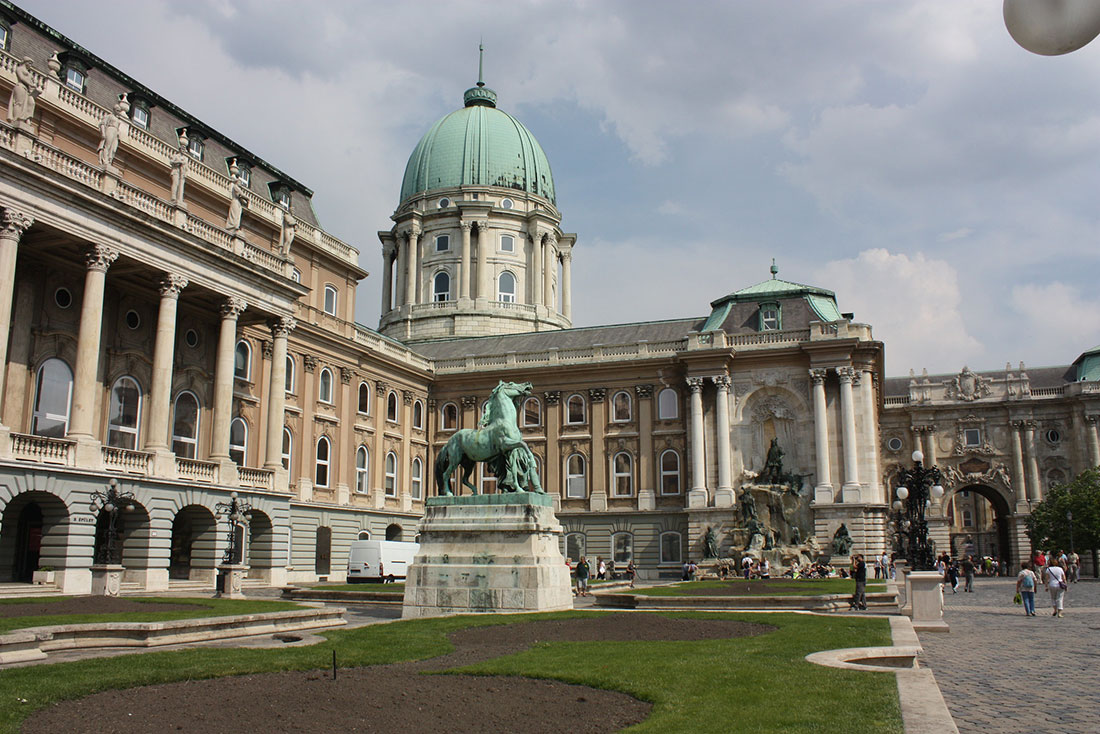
top-left (1073, 345), bottom-right (1100, 381)
top-left (399, 82), bottom-right (555, 204)
top-left (702, 263), bottom-right (844, 330)
top-left (806, 293), bottom-right (843, 322)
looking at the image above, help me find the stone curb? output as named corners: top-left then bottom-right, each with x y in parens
top-left (0, 607), bottom-right (346, 665)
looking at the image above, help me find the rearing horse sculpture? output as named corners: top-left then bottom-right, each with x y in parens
top-left (434, 380), bottom-right (545, 495)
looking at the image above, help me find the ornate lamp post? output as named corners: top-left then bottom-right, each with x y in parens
top-left (215, 491), bottom-right (252, 565)
top-left (891, 450), bottom-right (945, 572)
top-left (88, 477), bottom-right (136, 595)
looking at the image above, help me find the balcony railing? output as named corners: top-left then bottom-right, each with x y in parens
top-left (238, 466), bottom-right (275, 491)
top-left (10, 433), bottom-right (74, 465)
top-left (176, 457), bottom-right (218, 483)
top-left (102, 446), bottom-right (153, 474)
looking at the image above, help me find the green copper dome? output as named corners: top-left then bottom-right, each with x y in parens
top-left (399, 83), bottom-right (556, 205)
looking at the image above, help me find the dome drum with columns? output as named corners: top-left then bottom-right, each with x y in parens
top-left (378, 75), bottom-right (576, 343)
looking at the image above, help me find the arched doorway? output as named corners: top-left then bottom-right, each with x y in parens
top-left (943, 484), bottom-right (1013, 568)
top-left (0, 492), bottom-right (70, 583)
top-left (246, 510), bottom-right (276, 580)
top-left (314, 527), bottom-right (332, 577)
top-left (385, 523), bottom-right (402, 541)
top-left (169, 505), bottom-right (217, 581)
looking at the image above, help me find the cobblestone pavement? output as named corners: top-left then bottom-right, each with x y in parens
top-left (916, 577), bottom-right (1100, 734)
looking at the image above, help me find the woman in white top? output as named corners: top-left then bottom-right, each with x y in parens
top-left (1043, 562), bottom-right (1068, 617)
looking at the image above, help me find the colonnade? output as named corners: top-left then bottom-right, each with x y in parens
top-left (810, 365), bottom-right (879, 503)
top-left (0, 205), bottom-right (295, 470)
top-left (380, 222), bottom-right (572, 319)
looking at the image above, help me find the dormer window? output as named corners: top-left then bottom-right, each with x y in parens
top-left (270, 183), bottom-right (292, 208)
top-left (229, 159), bottom-right (251, 187)
top-left (0, 20), bottom-right (11, 52)
top-left (186, 134), bottom-right (205, 162)
top-left (759, 302), bottom-right (781, 331)
top-left (130, 102), bottom-right (150, 129)
top-left (64, 65), bottom-right (86, 94)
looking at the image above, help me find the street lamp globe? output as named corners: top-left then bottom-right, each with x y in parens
top-left (931, 484), bottom-right (944, 500)
top-left (1004, 0), bottom-right (1100, 56)
top-left (896, 486), bottom-right (909, 500)
top-left (912, 450), bottom-right (924, 463)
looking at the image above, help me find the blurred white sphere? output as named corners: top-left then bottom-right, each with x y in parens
top-left (897, 486), bottom-right (909, 500)
top-left (1004, 0), bottom-right (1100, 55)
top-left (912, 450), bottom-right (924, 463)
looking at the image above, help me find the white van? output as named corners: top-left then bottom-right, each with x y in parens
top-left (345, 540), bottom-right (419, 583)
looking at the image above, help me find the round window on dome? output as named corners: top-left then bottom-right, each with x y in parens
top-left (438, 197), bottom-right (450, 209)
top-left (500, 198), bottom-right (514, 210)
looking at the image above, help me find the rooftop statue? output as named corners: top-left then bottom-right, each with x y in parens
top-left (435, 380), bottom-right (545, 495)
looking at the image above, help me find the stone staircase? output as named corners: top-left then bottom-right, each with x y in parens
top-left (0, 582), bottom-right (63, 599)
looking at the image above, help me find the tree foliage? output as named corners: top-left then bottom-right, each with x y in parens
top-left (1026, 468), bottom-right (1100, 552)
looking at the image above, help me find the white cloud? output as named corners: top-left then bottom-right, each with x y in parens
top-left (820, 249), bottom-right (983, 374)
top-left (1010, 283), bottom-right (1100, 363)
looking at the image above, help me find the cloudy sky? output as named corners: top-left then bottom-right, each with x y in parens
top-left (21, 0), bottom-right (1100, 376)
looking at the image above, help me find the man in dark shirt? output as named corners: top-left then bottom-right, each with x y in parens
top-left (961, 555), bottom-right (976, 592)
top-left (850, 554), bottom-right (867, 610)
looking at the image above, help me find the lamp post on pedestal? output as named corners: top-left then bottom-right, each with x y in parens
top-left (89, 477), bottom-right (136, 596)
top-left (214, 492), bottom-right (252, 598)
top-left (892, 450), bottom-right (949, 631)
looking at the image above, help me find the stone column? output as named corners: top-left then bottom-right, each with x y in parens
top-left (810, 368), bottom-right (833, 502)
top-left (635, 384), bottom-right (655, 511)
top-left (588, 388), bottom-right (607, 511)
top-left (922, 424), bottom-right (938, 467)
top-left (380, 242), bottom-right (394, 313)
top-left (68, 244), bottom-right (119, 439)
top-left (561, 248), bottom-right (573, 322)
top-left (687, 377), bottom-right (708, 508)
top-left (476, 222), bottom-right (489, 303)
top-left (836, 366), bottom-right (861, 501)
top-left (395, 231), bottom-right (407, 307)
top-left (531, 232), bottom-right (543, 305)
top-left (1024, 420), bottom-right (1042, 503)
top-left (404, 227), bottom-right (420, 307)
top-left (0, 209), bottom-right (33, 425)
top-left (712, 375), bottom-right (734, 508)
top-left (264, 316), bottom-right (296, 472)
top-left (1086, 415), bottom-right (1100, 468)
top-left (543, 391), bottom-right (562, 512)
top-left (146, 274), bottom-right (188, 453)
top-left (210, 297), bottom-right (247, 463)
top-left (1010, 420), bottom-right (1028, 510)
top-left (459, 221), bottom-right (472, 300)
top-left (858, 369), bottom-right (881, 501)
top-left (544, 234), bottom-right (556, 312)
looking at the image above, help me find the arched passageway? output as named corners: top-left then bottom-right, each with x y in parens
top-left (93, 500), bottom-right (152, 567)
top-left (246, 510), bottom-right (276, 578)
top-left (169, 505), bottom-right (217, 581)
top-left (0, 492), bottom-right (69, 583)
top-left (385, 523), bottom-right (403, 541)
top-left (944, 484), bottom-right (1014, 568)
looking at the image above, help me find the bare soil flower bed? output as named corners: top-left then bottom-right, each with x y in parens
top-left (0, 596), bottom-right (197, 619)
top-left (22, 613), bottom-right (771, 734)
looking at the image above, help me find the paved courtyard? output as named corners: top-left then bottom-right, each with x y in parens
top-left (916, 576), bottom-right (1100, 734)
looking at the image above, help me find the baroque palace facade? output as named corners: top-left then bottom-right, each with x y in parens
top-left (0, 3), bottom-right (1097, 593)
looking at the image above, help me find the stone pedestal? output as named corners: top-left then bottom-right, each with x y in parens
top-left (908, 570), bottom-right (949, 632)
top-left (402, 492), bottom-right (573, 618)
top-left (687, 488), bottom-right (709, 509)
top-left (713, 488), bottom-right (735, 508)
top-left (893, 559), bottom-right (910, 613)
top-left (91, 564), bottom-right (124, 597)
top-left (637, 488), bottom-right (655, 511)
top-left (216, 564), bottom-right (248, 599)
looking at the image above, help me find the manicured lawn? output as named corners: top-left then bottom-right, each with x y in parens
top-left (0, 597), bottom-right (303, 634)
top-left (0, 610), bottom-right (901, 734)
top-left (313, 583), bottom-right (405, 592)
top-left (629, 578), bottom-right (887, 596)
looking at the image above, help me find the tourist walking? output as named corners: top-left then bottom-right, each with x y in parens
top-left (1016, 561), bottom-right (1037, 616)
top-left (597, 556), bottom-right (607, 580)
top-left (626, 560), bottom-right (636, 588)
top-left (849, 554), bottom-right (867, 611)
top-left (962, 555), bottom-right (976, 593)
top-left (1043, 560), bottom-right (1068, 617)
top-left (575, 556), bottom-right (591, 597)
top-left (1069, 551), bottom-right (1080, 582)
top-left (945, 559), bottom-right (960, 594)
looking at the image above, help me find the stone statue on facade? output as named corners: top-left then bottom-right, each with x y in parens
top-left (790, 525), bottom-right (801, 546)
top-left (832, 523), bottom-right (854, 556)
top-left (739, 488), bottom-right (757, 523)
top-left (703, 527), bottom-right (718, 559)
top-left (226, 161), bottom-right (249, 234)
top-left (7, 57), bottom-right (41, 128)
top-left (278, 205), bottom-right (297, 255)
top-left (759, 437), bottom-right (785, 484)
top-left (97, 104), bottom-right (123, 169)
top-left (435, 380), bottom-right (545, 495)
top-left (169, 134), bottom-right (188, 206)
top-left (745, 517), bottom-right (766, 551)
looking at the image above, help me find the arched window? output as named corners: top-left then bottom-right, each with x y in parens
top-left (565, 453), bottom-right (586, 498)
top-left (234, 340), bottom-right (251, 380)
top-left (413, 400), bottom-right (424, 429)
top-left (291, 267), bottom-right (301, 283)
top-left (285, 355), bottom-right (295, 394)
top-left (357, 530), bottom-right (370, 540)
top-left (566, 394), bottom-right (585, 424)
top-left (411, 457), bottom-right (423, 499)
top-left (565, 532), bottom-right (586, 562)
top-left (323, 285), bottom-right (338, 316)
top-left (433, 271), bottom-right (450, 302)
top-left (612, 391), bottom-right (632, 422)
top-left (229, 418), bottom-right (247, 465)
top-left (387, 391), bottom-right (399, 422)
top-left (358, 382), bottom-right (370, 414)
top-left (107, 376), bottom-right (142, 449)
top-left (355, 445), bottom-right (370, 494)
top-left (498, 271), bottom-right (516, 303)
top-left (612, 452), bottom-right (634, 497)
top-left (522, 397), bottom-right (540, 427)
top-left (171, 391), bottom-right (200, 458)
top-left (612, 532), bottom-right (634, 564)
top-left (660, 531), bottom-right (682, 564)
top-left (500, 234), bottom-right (514, 252)
top-left (315, 436), bottom-right (331, 487)
top-left (384, 452), bottom-right (398, 497)
top-left (441, 402), bottom-right (458, 430)
top-left (657, 388), bottom-right (678, 419)
top-left (32, 358), bottom-right (73, 438)
top-left (281, 427), bottom-right (292, 473)
top-left (318, 368), bottom-right (334, 404)
top-left (659, 450), bottom-right (681, 495)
